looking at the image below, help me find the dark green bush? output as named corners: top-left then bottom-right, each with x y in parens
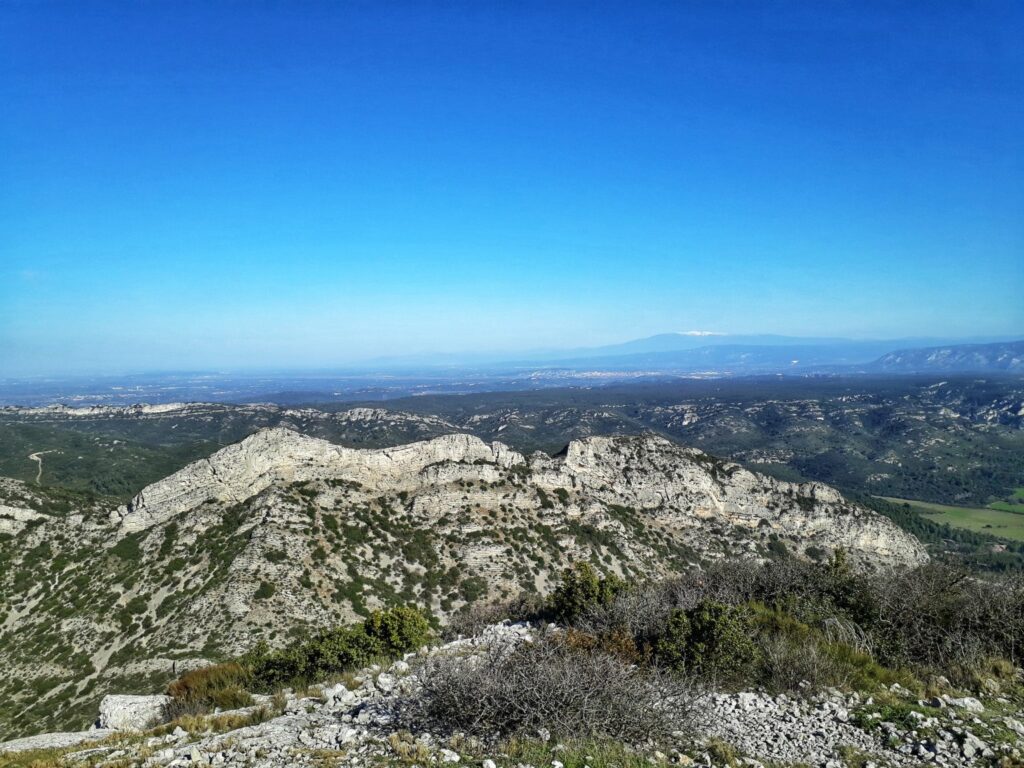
top-left (362, 604), bottom-right (433, 655)
top-left (549, 563), bottom-right (625, 623)
top-left (254, 581), bottom-right (275, 600)
top-left (242, 605), bottom-right (432, 691)
top-left (654, 601), bottom-right (760, 683)
top-left (652, 608), bottom-right (690, 671)
top-left (125, 595), bottom-right (148, 615)
top-left (109, 535), bottom-right (141, 562)
top-left (458, 576), bottom-right (489, 603)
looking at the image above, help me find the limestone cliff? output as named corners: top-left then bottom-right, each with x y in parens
top-left (113, 428), bottom-right (925, 568)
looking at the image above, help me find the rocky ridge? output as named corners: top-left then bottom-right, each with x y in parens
top-left (869, 341), bottom-right (1024, 374)
top-left (113, 428), bottom-right (925, 567)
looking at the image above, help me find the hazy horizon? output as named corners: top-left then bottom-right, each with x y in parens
top-left (1, 330), bottom-right (1022, 381)
top-left (2, 2), bottom-right (1022, 376)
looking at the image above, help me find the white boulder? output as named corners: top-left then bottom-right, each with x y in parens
top-left (96, 694), bottom-right (171, 731)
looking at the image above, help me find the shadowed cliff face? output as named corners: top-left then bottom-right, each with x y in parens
top-left (0, 429), bottom-right (925, 739)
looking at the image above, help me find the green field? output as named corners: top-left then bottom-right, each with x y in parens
top-left (986, 487), bottom-right (1024, 515)
top-left (882, 496), bottom-right (1024, 542)
top-left (989, 501), bottom-right (1024, 514)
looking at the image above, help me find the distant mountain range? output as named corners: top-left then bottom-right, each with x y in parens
top-left (867, 340), bottom-right (1024, 373)
top-left (508, 335), bottom-right (1024, 375)
top-left (543, 333), bottom-right (929, 360)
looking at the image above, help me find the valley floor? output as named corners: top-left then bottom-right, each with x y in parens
top-left (881, 496), bottom-right (1024, 542)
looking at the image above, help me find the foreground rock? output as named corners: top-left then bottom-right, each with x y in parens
top-left (2, 623), bottom-right (1020, 767)
top-left (97, 695), bottom-right (172, 731)
top-left (0, 729), bottom-right (116, 755)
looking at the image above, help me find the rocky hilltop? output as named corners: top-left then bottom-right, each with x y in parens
top-left (113, 428), bottom-right (925, 567)
top-left (0, 430), bottom-right (924, 739)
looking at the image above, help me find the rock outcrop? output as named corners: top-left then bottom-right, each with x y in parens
top-left (0, 504), bottom-right (46, 536)
top-left (113, 429), bottom-right (926, 568)
top-left (113, 430), bottom-right (523, 534)
top-left (96, 695), bottom-right (171, 732)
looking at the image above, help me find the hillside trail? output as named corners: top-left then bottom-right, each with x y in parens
top-left (28, 450), bottom-right (57, 484)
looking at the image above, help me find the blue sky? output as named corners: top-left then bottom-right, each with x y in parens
top-left (1, 1), bottom-right (1022, 375)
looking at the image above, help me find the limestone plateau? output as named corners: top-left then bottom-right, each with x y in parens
top-left (0, 428), bottom-right (923, 738)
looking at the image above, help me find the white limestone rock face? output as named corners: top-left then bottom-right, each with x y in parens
top-left (96, 695), bottom-right (171, 731)
top-left (0, 505), bottom-right (46, 536)
top-left (112, 429), bottom-right (524, 533)
top-left (0, 730), bottom-right (116, 755)
top-left (549, 435), bottom-right (927, 568)
top-left (113, 427), bottom-right (925, 568)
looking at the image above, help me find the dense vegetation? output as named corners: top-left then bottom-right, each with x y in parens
top-left (166, 606), bottom-right (432, 716)
top-left (540, 558), bottom-right (1024, 691)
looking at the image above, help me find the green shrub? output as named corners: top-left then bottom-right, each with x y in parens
top-left (254, 581), bottom-right (276, 600)
top-left (549, 563), bottom-right (625, 623)
top-left (766, 539), bottom-right (789, 558)
top-left (653, 608), bottom-right (691, 671)
top-left (654, 601), bottom-right (760, 683)
top-left (243, 605), bottom-right (432, 691)
top-left (109, 535), bottom-right (141, 562)
top-left (458, 576), bottom-right (489, 603)
top-left (125, 595), bottom-right (148, 615)
top-left (805, 545), bottom-right (828, 562)
top-left (159, 523), bottom-right (178, 558)
top-left (363, 605), bottom-right (433, 655)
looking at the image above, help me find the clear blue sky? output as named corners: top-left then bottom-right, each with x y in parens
top-left (1, 1), bottom-right (1021, 375)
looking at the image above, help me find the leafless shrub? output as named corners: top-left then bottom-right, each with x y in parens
top-left (400, 631), bottom-right (698, 744)
top-left (442, 594), bottom-right (545, 641)
top-left (873, 563), bottom-right (1024, 673)
top-left (576, 579), bottom-right (676, 646)
top-left (759, 633), bottom-right (846, 693)
top-left (821, 616), bottom-right (871, 654)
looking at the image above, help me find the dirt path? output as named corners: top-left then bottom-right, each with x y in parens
top-left (28, 450), bottom-right (57, 484)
